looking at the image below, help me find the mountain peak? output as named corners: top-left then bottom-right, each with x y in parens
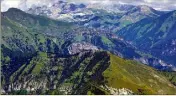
top-left (6, 8), bottom-right (23, 13)
top-left (2, 8), bottom-right (26, 17)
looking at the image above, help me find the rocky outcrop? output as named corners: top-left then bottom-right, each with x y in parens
top-left (67, 42), bottom-right (98, 55)
top-left (100, 85), bottom-right (133, 95)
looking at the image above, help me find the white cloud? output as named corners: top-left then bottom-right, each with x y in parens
top-left (1, 0), bottom-right (21, 11)
top-left (1, 0), bottom-right (176, 12)
top-left (102, 0), bottom-right (111, 5)
top-left (144, 0), bottom-right (154, 3)
top-left (1, 0), bottom-right (56, 12)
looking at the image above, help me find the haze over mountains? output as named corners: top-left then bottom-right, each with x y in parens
top-left (1, 0), bottom-right (176, 95)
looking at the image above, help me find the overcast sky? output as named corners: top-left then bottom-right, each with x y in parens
top-left (1, 0), bottom-right (176, 12)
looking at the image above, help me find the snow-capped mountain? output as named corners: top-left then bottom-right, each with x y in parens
top-left (26, 0), bottom-right (165, 31)
top-left (27, 1), bottom-right (88, 21)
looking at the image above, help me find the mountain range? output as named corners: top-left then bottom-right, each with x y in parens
top-left (1, 0), bottom-right (176, 95)
top-left (117, 10), bottom-right (176, 67)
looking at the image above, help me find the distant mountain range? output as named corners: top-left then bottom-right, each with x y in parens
top-left (27, 1), bottom-right (166, 31)
top-left (1, 0), bottom-right (176, 95)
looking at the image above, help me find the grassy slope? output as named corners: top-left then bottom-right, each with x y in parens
top-left (1, 8), bottom-right (75, 55)
top-left (2, 8), bottom-right (74, 35)
top-left (102, 53), bottom-right (176, 95)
